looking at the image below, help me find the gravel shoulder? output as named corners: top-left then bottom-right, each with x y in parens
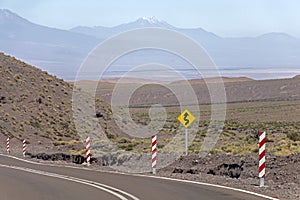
top-left (158, 153), bottom-right (300, 200)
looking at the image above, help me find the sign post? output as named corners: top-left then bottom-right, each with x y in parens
top-left (152, 135), bottom-right (157, 174)
top-left (177, 109), bottom-right (195, 155)
top-left (86, 136), bottom-right (91, 166)
top-left (185, 129), bottom-right (188, 155)
top-left (6, 137), bottom-right (9, 154)
top-left (22, 139), bottom-right (27, 157)
top-left (259, 131), bottom-right (266, 187)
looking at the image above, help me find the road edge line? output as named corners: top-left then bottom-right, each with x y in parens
top-left (0, 154), bottom-right (278, 200)
top-left (0, 163), bottom-right (129, 200)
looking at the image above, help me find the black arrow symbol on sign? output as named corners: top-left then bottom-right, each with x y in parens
top-left (183, 112), bottom-right (189, 125)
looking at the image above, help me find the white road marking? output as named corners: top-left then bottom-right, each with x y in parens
top-left (0, 154), bottom-right (139, 200)
top-left (0, 162), bottom-right (139, 200)
top-left (0, 154), bottom-right (278, 200)
top-left (135, 174), bottom-right (279, 200)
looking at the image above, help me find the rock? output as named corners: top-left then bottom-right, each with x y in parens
top-left (187, 167), bottom-right (198, 174)
top-left (95, 112), bottom-right (104, 118)
top-left (28, 152), bottom-right (89, 165)
top-left (91, 157), bottom-right (97, 163)
top-left (0, 96), bottom-right (7, 104)
top-left (96, 152), bottom-right (134, 166)
top-left (49, 153), bottom-right (70, 161)
top-left (36, 98), bottom-right (42, 104)
top-left (101, 153), bottom-right (118, 166)
top-left (192, 159), bottom-right (199, 165)
top-left (173, 168), bottom-right (184, 173)
top-left (71, 155), bottom-right (85, 164)
top-left (207, 169), bottom-right (215, 175)
top-left (207, 163), bottom-right (243, 179)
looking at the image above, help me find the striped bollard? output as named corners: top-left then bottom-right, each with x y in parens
top-left (259, 131), bottom-right (266, 187)
top-left (152, 135), bottom-right (157, 174)
top-left (85, 136), bottom-right (91, 166)
top-left (6, 137), bottom-right (10, 154)
top-left (22, 139), bottom-right (27, 157)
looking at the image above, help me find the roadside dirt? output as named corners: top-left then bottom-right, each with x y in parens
top-left (159, 153), bottom-right (300, 200)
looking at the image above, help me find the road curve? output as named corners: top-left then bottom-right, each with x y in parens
top-left (0, 165), bottom-right (123, 200)
top-left (0, 154), bottom-right (275, 200)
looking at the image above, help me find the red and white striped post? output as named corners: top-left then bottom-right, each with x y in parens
top-left (22, 139), bottom-right (27, 157)
top-left (6, 137), bottom-right (10, 154)
top-left (85, 136), bottom-right (91, 166)
top-left (152, 135), bottom-right (157, 174)
top-left (259, 131), bottom-right (266, 187)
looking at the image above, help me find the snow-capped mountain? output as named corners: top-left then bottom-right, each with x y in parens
top-left (140, 16), bottom-right (163, 24)
top-left (1, 9), bottom-right (300, 80)
top-left (69, 16), bottom-right (175, 39)
top-left (125, 16), bottom-right (174, 28)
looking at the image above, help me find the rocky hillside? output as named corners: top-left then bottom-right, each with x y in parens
top-left (0, 52), bottom-right (83, 154)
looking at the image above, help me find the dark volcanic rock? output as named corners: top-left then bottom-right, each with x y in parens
top-left (173, 168), bottom-right (185, 173)
top-left (28, 152), bottom-right (90, 165)
top-left (208, 163), bottom-right (244, 179)
top-left (95, 112), bottom-right (104, 118)
top-left (96, 152), bottom-right (135, 166)
top-left (187, 167), bottom-right (199, 174)
top-left (71, 154), bottom-right (85, 164)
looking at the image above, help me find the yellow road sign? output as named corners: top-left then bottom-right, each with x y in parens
top-left (177, 109), bottom-right (195, 128)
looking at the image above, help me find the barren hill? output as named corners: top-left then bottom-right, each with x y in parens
top-left (0, 53), bottom-right (83, 154)
top-left (95, 76), bottom-right (300, 107)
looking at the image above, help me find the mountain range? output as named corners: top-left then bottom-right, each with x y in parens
top-left (1, 9), bottom-right (300, 81)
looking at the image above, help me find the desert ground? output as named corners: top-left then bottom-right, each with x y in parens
top-left (1, 53), bottom-right (299, 199)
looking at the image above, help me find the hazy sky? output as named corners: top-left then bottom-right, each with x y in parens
top-left (1, 0), bottom-right (299, 37)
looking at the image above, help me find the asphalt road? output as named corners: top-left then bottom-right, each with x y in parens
top-left (0, 154), bottom-right (273, 200)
